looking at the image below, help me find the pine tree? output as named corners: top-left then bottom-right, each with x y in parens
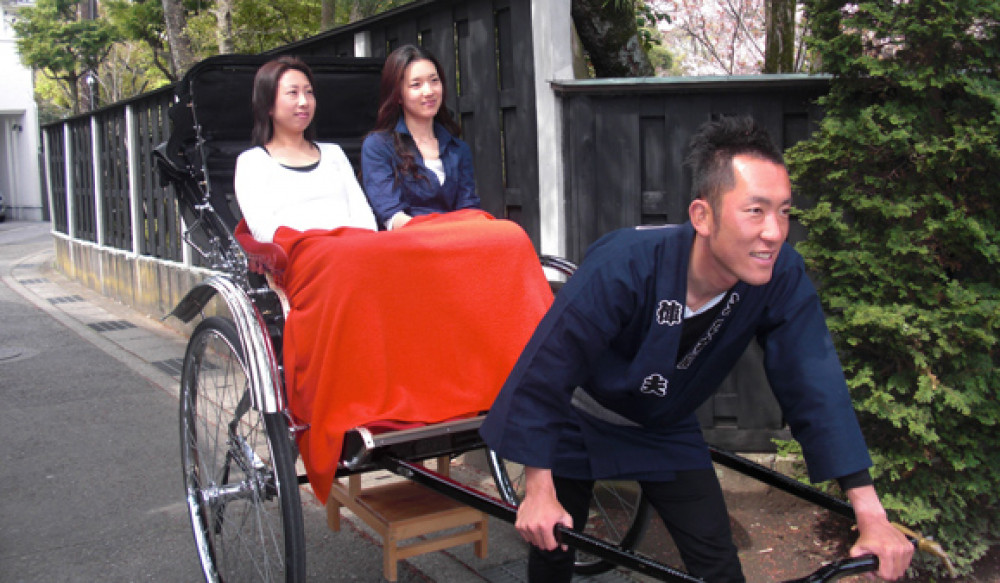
top-left (787, 0), bottom-right (1000, 573)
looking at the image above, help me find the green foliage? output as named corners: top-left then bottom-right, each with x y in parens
top-left (102, 42), bottom-right (172, 102)
top-left (635, 2), bottom-right (669, 52)
top-left (634, 4), bottom-right (680, 76)
top-left (16, 0), bottom-right (423, 115)
top-left (104, 0), bottom-right (175, 81)
top-left (647, 40), bottom-right (682, 76)
top-left (348, 0), bottom-right (412, 20)
top-left (33, 72), bottom-right (74, 121)
top-left (13, 0), bottom-right (119, 113)
top-left (228, 0), bottom-right (413, 54)
top-left (231, 0), bottom-right (322, 54)
top-left (786, 0), bottom-right (1000, 574)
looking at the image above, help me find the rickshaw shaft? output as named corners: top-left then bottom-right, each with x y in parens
top-left (380, 455), bottom-right (705, 583)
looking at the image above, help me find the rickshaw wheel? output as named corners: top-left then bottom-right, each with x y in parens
top-left (487, 450), bottom-right (650, 575)
top-left (180, 317), bottom-right (306, 583)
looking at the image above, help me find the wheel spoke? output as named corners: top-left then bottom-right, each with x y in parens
top-left (180, 318), bottom-right (305, 582)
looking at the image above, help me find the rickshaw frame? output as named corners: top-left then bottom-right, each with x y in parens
top-left (154, 53), bottom-right (916, 583)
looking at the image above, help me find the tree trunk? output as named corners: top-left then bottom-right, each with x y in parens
top-left (571, 0), bottom-right (654, 77)
top-left (70, 74), bottom-right (82, 116)
top-left (764, 0), bottom-right (796, 73)
top-left (161, 0), bottom-right (196, 77)
top-left (321, 0), bottom-right (338, 30)
top-left (215, 0), bottom-right (235, 54)
top-left (570, 21), bottom-right (591, 79)
top-left (349, 1), bottom-right (363, 23)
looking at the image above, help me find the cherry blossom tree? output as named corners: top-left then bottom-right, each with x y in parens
top-left (653, 0), bottom-right (807, 75)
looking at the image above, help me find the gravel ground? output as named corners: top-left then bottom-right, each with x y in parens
top-left (628, 481), bottom-right (997, 583)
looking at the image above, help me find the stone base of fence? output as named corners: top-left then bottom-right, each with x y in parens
top-left (52, 233), bottom-right (221, 336)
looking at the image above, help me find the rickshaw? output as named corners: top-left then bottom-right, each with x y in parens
top-left (154, 54), bottom-right (939, 583)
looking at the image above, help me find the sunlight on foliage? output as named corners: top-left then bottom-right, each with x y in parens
top-left (784, 0), bottom-right (1000, 575)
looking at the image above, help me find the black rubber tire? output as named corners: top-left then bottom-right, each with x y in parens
top-left (180, 316), bottom-right (306, 582)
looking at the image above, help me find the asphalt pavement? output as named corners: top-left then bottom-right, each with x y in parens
top-left (0, 220), bottom-right (638, 583)
top-left (0, 221), bottom-right (203, 581)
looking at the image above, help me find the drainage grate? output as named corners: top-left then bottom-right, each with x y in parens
top-left (152, 357), bottom-right (217, 377)
top-left (87, 320), bottom-right (137, 332)
top-left (16, 263), bottom-right (41, 269)
top-left (17, 278), bottom-right (49, 285)
top-left (48, 295), bottom-right (85, 305)
top-left (152, 358), bottom-right (185, 377)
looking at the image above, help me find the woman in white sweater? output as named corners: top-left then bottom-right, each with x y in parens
top-left (235, 56), bottom-right (377, 243)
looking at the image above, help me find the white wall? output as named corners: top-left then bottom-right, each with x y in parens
top-left (1, 3), bottom-right (44, 221)
top-left (531, 0), bottom-right (575, 257)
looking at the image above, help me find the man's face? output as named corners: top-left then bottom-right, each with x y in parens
top-left (700, 155), bottom-right (792, 288)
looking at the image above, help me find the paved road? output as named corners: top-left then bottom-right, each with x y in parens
top-left (0, 222), bottom-right (205, 581)
top-left (0, 221), bottom-right (582, 583)
top-left (0, 223), bottom-right (198, 581)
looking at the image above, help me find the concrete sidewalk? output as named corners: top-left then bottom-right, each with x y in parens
top-left (1, 221), bottom-right (639, 582)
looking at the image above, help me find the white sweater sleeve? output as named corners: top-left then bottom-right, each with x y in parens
top-left (234, 147), bottom-right (281, 243)
top-left (324, 144), bottom-right (377, 231)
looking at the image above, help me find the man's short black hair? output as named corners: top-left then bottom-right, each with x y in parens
top-left (685, 116), bottom-right (785, 212)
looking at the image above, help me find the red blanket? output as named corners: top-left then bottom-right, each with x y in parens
top-left (272, 210), bottom-right (553, 503)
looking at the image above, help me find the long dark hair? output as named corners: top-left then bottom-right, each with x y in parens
top-left (370, 45), bottom-right (461, 179)
top-left (250, 56), bottom-right (317, 147)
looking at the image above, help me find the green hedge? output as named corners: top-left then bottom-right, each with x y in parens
top-left (785, 0), bottom-right (1000, 575)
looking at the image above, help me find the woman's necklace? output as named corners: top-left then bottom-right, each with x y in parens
top-left (413, 134), bottom-right (439, 159)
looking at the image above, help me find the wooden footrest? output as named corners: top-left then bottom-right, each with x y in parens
top-left (327, 458), bottom-right (488, 581)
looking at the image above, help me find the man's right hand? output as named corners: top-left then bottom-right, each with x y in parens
top-left (516, 467), bottom-right (574, 551)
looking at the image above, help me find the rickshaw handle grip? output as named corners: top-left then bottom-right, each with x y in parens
top-left (779, 554), bottom-right (879, 583)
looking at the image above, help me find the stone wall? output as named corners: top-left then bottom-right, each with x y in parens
top-left (52, 233), bottom-right (222, 336)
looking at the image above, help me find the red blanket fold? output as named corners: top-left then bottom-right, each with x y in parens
top-left (272, 209), bottom-right (553, 503)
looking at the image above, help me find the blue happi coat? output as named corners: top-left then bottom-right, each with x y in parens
top-left (480, 222), bottom-right (872, 484)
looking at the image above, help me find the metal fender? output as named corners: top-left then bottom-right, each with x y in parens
top-left (170, 275), bottom-right (284, 414)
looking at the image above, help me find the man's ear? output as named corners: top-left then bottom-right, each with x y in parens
top-left (689, 198), bottom-right (713, 236)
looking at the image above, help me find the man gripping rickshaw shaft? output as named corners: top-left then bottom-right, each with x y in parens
top-left (480, 116), bottom-right (914, 583)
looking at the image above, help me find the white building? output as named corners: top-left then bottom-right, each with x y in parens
top-left (0, 1), bottom-right (44, 221)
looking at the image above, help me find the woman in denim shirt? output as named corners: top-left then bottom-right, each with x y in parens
top-left (362, 45), bottom-right (481, 230)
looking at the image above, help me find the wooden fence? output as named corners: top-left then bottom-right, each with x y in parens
top-left (555, 75), bottom-right (829, 261)
top-left (42, 87), bottom-right (180, 259)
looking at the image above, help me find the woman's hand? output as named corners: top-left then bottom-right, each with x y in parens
top-left (516, 467), bottom-right (573, 551)
top-left (390, 212), bottom-right (412, 230)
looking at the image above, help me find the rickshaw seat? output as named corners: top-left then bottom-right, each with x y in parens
top-left (235, 216), bottom-right (494, 580)
top-left (234, 219), bottom-right (288, 284)
top-left (233, 211), bottom-right (551, 505)
top-left (234, 219), bottom-right (291, 315)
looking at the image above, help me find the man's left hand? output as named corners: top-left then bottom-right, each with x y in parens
top-left (847, 485), bottom-right (914, 580)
